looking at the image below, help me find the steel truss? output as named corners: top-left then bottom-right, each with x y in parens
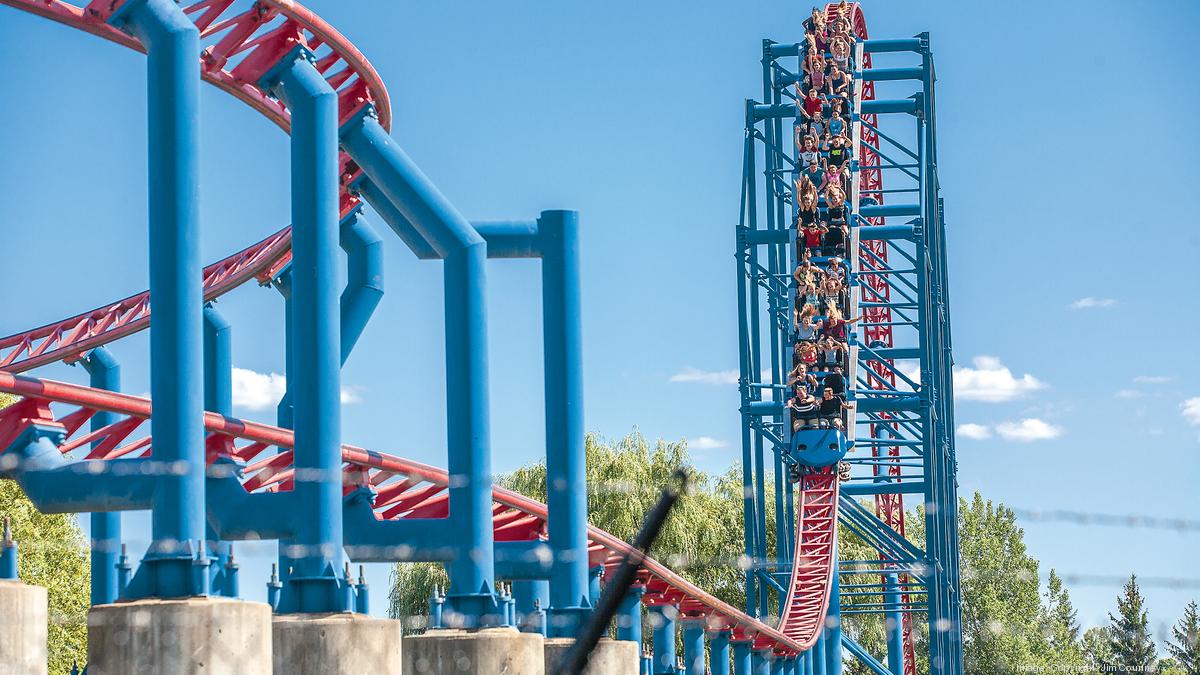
top-left (736, 4), bottom-right (962, 673)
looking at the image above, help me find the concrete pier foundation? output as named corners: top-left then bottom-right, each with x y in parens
top-left (0, 580), bottom-right (47, 675)
top-left (544, 636), bottom-right (640, 674)
top-left (272, 613), bottom-right (402, 674)
top-left (87, 597), bottom-right (271, 675)
top-left (404, 627), bottom-right (544, 674)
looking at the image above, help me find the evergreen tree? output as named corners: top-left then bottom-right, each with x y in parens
top-left (1041, 569), bottom-right (1085, 665)
top-left (1104, 574), bottom-right (1158, 672)
top-left (1166, 600), bottom-right (1200, 675)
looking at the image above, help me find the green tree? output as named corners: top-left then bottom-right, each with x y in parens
top-left (1042, 569), bottom-right (1085, 666)
top-left (957, 493), bottom-right (1053, 673)
top-left (388, 431), bottom-right (763, 632)
top-left (1084, 625), bottom-right (1115, 668)
top-left (1166, 600), bottom-right (1200, 674)
top-left (2, 390), bottom-right (91, 672)
top-left (1104, 574), bottom-right (1157, 672)
top-left (1158, 657), bottom-right (1188, 675)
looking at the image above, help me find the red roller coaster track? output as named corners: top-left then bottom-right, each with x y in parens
top-left (0, 0), bottom-right (897, 660)
top-left (0, 371), bottom-right (808, 655)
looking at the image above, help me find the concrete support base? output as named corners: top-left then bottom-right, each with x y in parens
top-left (404, 627), bottom-right (544, 675)
top-left (87, 597), bottom-right (271, 675)
top-left (0, 580), bottom-right (47, 675)
top-left (544, 637), bottom-right (640, 674)
top-left (272, 613), bottom-right (402, 674)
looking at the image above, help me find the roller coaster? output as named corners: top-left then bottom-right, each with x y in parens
top-left (0, 1), bottom-right (960, 673)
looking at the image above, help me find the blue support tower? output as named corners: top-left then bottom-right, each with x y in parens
top-left (738, 13), bottom-right (961, 675)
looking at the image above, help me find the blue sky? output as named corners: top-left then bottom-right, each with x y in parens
top-left (1, 0), bottom-right (1198, 640)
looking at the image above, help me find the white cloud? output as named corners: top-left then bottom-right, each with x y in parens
top-left (689, 436), bottom-right (729, 450)
top-left (1070, 297), bottom-right (1118, 310)
top-left (1114, 389), bottom-right (1144, 400)
top-left (1133, 375), bottom-right (1172, 385)
top-left (669, 367), bottom-right (738, 385)
top-left (956, 423), bottom-right (991, 440)
top-left (231, 367), bottom-right (363, 411)
top-left (995, 418), bottom-right (1063, 442)
top-left (1182, 398), bottom-right (1200, 427)
top-left (953, 356), bottom-right (1045, 403)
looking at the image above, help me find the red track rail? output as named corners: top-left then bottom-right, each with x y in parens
top-left (841, 3), bottom-right (919, 670)
top-left (0, 0), bottom-right (392, 372)
top-left (0, 227), bottom-right (291, 373)
top-left (0, 372), bottom-right (807, 655)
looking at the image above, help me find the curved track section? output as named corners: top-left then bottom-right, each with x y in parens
top-left (0, 372), bottom-right (807, 656)
top-left (0, 227), bottom-right (291, 373)
top-left (0, 0), bottom-right (392, 372)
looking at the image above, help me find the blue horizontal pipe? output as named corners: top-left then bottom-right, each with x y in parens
top-left (766, 42), bottom-right (802, 58)
top-left (861, 98), bottom-right (920, 115)
top-left (473, 221), bottom-right (540, 258)
top-left (841, 481), bottom-right (926, 497)
top-left (856, 396), bottom-right (921, 413)
top-left (860, 67), bottom-right (925, 82)
top-left (857, 225), bottom-right (915, 241)
top-left (860, 204), bottom-right (920, 218)
top-left (744, 229), bottom-right (791, 245)
top-left (863, 38), bottom-right (923, 54)
top-left (744, 401), bottom-right (784, 416)
top-left (860, 347), bottom-right (921, 361)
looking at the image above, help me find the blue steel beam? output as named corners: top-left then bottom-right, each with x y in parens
top-left (682, 618), bottom-right (705, 675)
top-left (261, 46), bottom-right (348, 613)
top-left (81, 348), bottom-right (121, 606)
top-left (201, 306), bottom-right (236, 597)
top-left (340, 106), bottom-right (498, 624)
top-left (109, 0), bottom-right (206, 598)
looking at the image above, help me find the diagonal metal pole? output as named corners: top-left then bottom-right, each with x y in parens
top-left (557, 469), bottom-right (689, 675)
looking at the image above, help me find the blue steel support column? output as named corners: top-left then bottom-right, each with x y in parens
top-left (733, 642), bottom-right (752, 675)
top-left (752, 649), bottom-right (771, 675)
top-left (202, 306), bottom-right (235, 596)
top-left (109, 0), bottom-right (205, 598)
top-left (616, 585), bottom-right (645, 643)
top-left (512, 579), bottom-right (549, 634)
top-left (264, 48), bottom-right (345, 612)
top-left (341, 109), bottom-right (497, 623)
top-left (709, 629), bottom-right (731, 675)
top-left (649, 605), bottom-right (677, 675)
top-left (738, 101), bottom-right (763, 619)
top-left (825, 564), bottom-right (842, 675)
top-left (539, 210), bottom-right (591, 637)
top-left (82, 348), bottom-right (121, 605)
top-left (681, 618), bottom-right (705, 675)
top-left (812, 632), bottom-right (826, 675)
top-left (884, 573), bottom-right (905, 675)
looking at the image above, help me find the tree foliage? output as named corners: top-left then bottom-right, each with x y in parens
top-left (388, 430), bottom-right (760, 633)
top-left (388, 429), bottom-right (1172, 675)
top-left (1166, 600), bottom-right (1200, 674)
top-left (1103, 575), bottom-right (1158, 672)
top-left (1, 392), bottom-right (91, 673)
